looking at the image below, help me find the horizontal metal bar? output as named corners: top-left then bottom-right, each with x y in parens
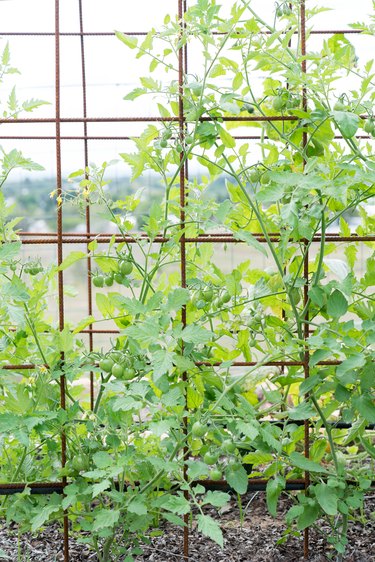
top-left (1, 478), bottom-right (373, 496)
top-left (0, 29), bottom-right (364, 37)
top-left (17, 234), bottom-right (375, 244)
top-left (0, 135), bottom-right (372, 141)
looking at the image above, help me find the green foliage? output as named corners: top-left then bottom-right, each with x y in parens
top-left (0, 4), bottom-right (374, 562)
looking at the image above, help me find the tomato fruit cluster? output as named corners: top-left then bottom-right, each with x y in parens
top-left (92, 254), bottom-right (134, 288)
top-left (24, 261), bottom-right (43, 276)
top-left (99, 353), bottom-right (137, 381)
top-left (191, 285), bottom-right (231, 311)
top-left (272, 89), bottom-right (300, 112)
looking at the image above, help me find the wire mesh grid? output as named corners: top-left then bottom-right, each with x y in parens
top-left (0, 0), bottom-right (374, 560)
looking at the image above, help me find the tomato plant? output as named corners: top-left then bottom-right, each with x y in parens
top-left (0, 3), bottom-right (374, 562)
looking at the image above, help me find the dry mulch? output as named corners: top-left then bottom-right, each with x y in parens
top-left (0, 493), bottom-right (374, 561)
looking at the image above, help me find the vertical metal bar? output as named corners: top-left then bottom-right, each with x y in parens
top-left (78, 0), bottom-right (95, 410)
top-left (55, 0), bottom-right (69, 560)
top-left (300, 0), bottom-right (310, 558)
top-left (178, 0), bottom-right (188, 560)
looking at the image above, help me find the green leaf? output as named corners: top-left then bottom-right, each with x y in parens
top-left (58, 251), bottom-right (86, 271)
top-left (197, 514), bottom-right (223, 548)
top-left (201, 491), bottom-right (230, 508)
top-left (181, 325), bottom-right (213, 344)
top-left (93, 451), bottom-right (113, 469)
top-left (225, 464), bottom-right (248, 494)
top-left (128, 499), bottom-right (148, 516)
top-left (73, 315), bottom-right (95, 334)
top-left (288, 401), bottom-right (316, 420)
top-left (96, 293), bottom-right (115, 318)
top-left (115, 31), bottom-right (138, 49)
top-left (297, 502), bottom-right (320, 530)
top-left (217, 125), bottom-right (236, 148)
top-left (163, 494), bottom-right (191, 515)
top-left (233, 230), bottom-right (268, 257)
top-left (30, 495), bottom-right (61, 532)
top-left (124, 321), bottom-right (159, 347)
top-left (326, 289), bottom-right (348, 318)
top-left (151, 349), bottom-right (174, 380)
top-left (92, 479), bottom-right (111, 498)
top-left (289, 452), bottom-right (329, 474)
top-left (315, 483), bottom-right (338, 515)
top-left (353, 394), bottom-right (375, 423)
top-left (266, 475), bottom-right (285, 516)
top-left (92, 509), bottom-right (120, 531)
top-left (332, 111), bottom-right (360, 138)
top-left (166, 288), bottom-right (190, 311)
top-left (0, 241), bottom-right (21, 261)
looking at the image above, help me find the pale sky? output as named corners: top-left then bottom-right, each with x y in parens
top-left (0, 0), bottom-right (373, 179)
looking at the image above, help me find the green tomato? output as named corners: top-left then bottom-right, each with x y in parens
top-left (120, 260), bottom-right (133, 276)
top-left (282, 4), bottom-right (292, 15)
top-left (260, 171), bottom-right (271, 185)
top-left (190, 82), bottom-right (203, 96)
top-left (111, 363), bottom-right (124, 379)
top-left (122, 367), bottom-right (136, 381)
top-left (204, 451), bottom-right (219, 465)
top-left (273, 96), bottom-right (285, 111)
top-left (160, 139), bottom-right (168, 148)
top-left (209, 469), bottom-right (222, 481)
top-left (176, 143), bottom-right (183, 153)
top-left (364, 118), bottom-right (375, 134)
top-left (249, 168), bottom-right (261, 183)
top-left (93, 275), bottom-right (104, 288)
top-left (114, 273), bottom-right (124, 284)
top-left (71, 453), bottom-right (90, 473)
top-left (190, 438), bottom-right (203, 454)
top-left (222, 439), bottom-right (236, 454)
top-left (333, 99), bottom-right (346, 111)
top-left (196, 299), bottom-right (207, 310)
top-left (220, 291), bottom-right (231, 304)
top-left (163, 129), bottom-right (173, 140)
top-left (185, 135), bottom-right (194, 145)
top-left (99, 358), bottom-right (114, 373)
top-left (192, 421), bottom-right (206, 438)
top-left (202, 287), bottom-right (214, 302)
top-left (241, 103), bottom-right (255, 114)
top-left (105, 274), bottom-right (114, 287)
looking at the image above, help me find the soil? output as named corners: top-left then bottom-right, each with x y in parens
top-left (0, 493), bottom-right (374, 561)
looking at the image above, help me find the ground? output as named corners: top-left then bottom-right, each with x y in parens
top-left (0, 493), bottom-right (374, 561)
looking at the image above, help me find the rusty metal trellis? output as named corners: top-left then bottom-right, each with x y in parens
top-left (0, 1), bottom-right (374, 561)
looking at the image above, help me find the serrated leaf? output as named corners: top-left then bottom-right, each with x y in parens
top-left (163, 494), bottom-right (191, 515)
top-left (0, 241), bottom-right (21, 261)
top-left (197, 514), bottom-right (223, 548)
top-left (166, 288), bottom-right (190, 311)
top-left (288, 401), bottom-right (316, 420)
top-left (128, 499), bottom-right (148, 515)
top-left (202, 491), bottom-right (230, 508)
top-left (92, 479), bottom-right (111, 498)
top-left (92, 509), bottom-right (120, 531)
top-left (181, 325), bottom-right (213, 344)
